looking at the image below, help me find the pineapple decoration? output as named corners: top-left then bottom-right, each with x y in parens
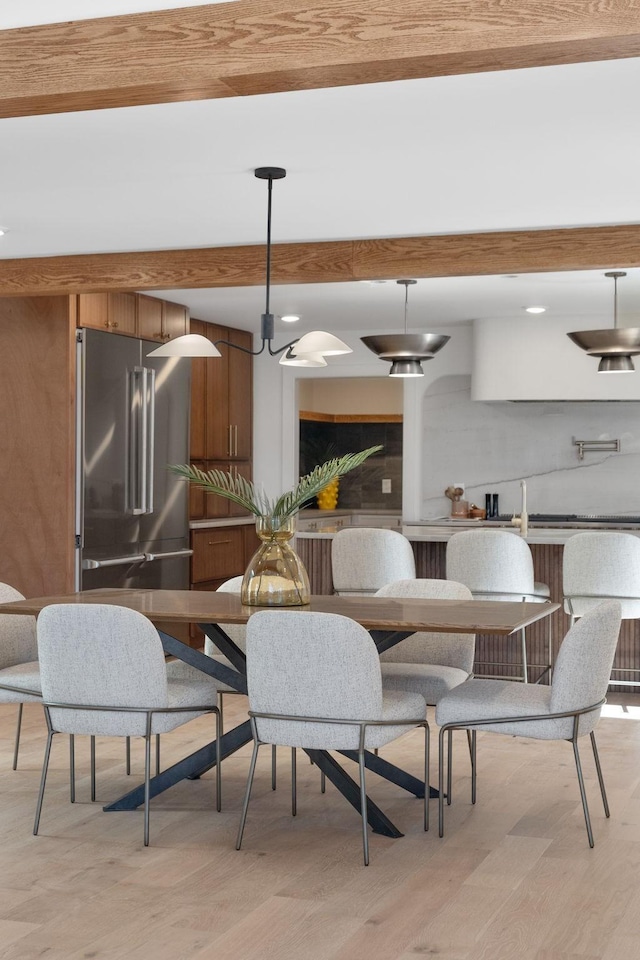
top-left (317, 477), bottom-right (339, 510)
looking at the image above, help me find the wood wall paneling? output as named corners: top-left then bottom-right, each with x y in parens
top-left (0, 297), bottom-right (76, 596)
top-left (2, 1), bottom-right (640, 117)
top-left (3, 225), bottom-right (640, 297)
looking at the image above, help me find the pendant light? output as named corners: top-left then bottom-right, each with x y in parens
top-left (567, 271), bottom-right (640, 373)
top-left (149, 167), bottom-right (352, 362)
top-left (361, 279), bottom-right (450, 377)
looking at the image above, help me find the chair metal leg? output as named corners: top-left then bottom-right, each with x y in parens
top-left (572, 735), bottom-right (594, 848)
top-left (215, 710), bottom-right (222, 813)
top-left (12, 703), bottom-right (23, 771)
top-left (590, 730), bottom-right (610, 818)
top-left (320, 769), bottom-right (326, 794)
top-left (521, 627), bottom-right (529, 684)
top-left (424, 723), bottom-right (430, 832)
top-left (291, 747), bottom-right (297, 816)
top-left (90, 735), bottom-right (96, 802)
top-left (271, 743), bottom-right (277, 791)
top-left (218, 692), bottom-right (225, 736)
top-left (34, 730), bottom-right (55, 836)
top-left (470, 730), bottom-right (477, 805)
top-left (69, 734), bottom-right (76, 803)
top-left (236, 740), bottom-right (260, 850)
top-left (447, 728), bottom-right (453, 805)
top-left (155, 735), bottom-right (161, 777)
top-left (438, 725), bottom-right (447, 838)
top-left (125, 736), bottom-right (131, 775)
top-left (143, 734), bottom-right (152, 847)
top-left (358, 748), bottom-right (369, 866)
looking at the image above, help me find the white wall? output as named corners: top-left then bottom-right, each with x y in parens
top-left (422, 374), bottom-right (640, 518)
top-left (298, 377), bottom-right (403, 415)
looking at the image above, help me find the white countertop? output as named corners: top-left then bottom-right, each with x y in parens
top-left (297, 518), bottom-right (640, 545)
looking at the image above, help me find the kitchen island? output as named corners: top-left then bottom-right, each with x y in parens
top-left (296, 517), bottom-right (640, 687)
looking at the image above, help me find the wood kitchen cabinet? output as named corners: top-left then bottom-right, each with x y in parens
top-left (77, 292), bottom-right (137, 336)
top-left (189, 317), bottom-right (253, 519)
top-left (188, 522), bottom-right (259, 644)
top-left (137, 294), bottom-right (189, 344)
top-left (190, 319), bottom-right (252, 462)
top-left (78, 292), bottom-right (189, 342)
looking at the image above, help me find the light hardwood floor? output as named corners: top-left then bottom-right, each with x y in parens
top-left (1, 695), bottom-right (640, 960)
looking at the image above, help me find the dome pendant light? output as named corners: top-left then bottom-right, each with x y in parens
top-left (567, 271), bottom-right (640, 373)
top-left (361, 279), bottom-right (450, 377)
top-left (149, 168), bottom-right (351, 362)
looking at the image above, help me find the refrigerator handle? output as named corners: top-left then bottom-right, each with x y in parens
top-left (144, 366), bottom-right (156, 515)
top-left (144, 549), bottom-right (193, 561)
top-left (83, 554), bottom-right (146, 570)
top-left (129, 367), bottom-right (145, 515)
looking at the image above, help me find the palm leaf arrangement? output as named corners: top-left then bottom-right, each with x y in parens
top-left (171, 445), bottom-right (382, 521)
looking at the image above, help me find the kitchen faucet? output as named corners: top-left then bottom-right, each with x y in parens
top-left (510, 479), bottom-right (528, 537)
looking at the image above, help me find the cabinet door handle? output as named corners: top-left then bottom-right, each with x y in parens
top-left (208, 539), bottom-right (232, 545)
top-left (234, 424), bottom-right (238, 457)
top-left (228, 424), bottom-right (233, 457)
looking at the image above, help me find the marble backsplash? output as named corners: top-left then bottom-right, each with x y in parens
top-left (422, 375), bottom-right (640, 519)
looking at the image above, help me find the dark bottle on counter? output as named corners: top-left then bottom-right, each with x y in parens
top-left (491, 493), bottom-right (499, 518)
top-left (485, 493), bottom-right (492, 518)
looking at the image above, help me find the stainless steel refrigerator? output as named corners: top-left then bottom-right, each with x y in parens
top-left (76, 328), bottom-right (191, 591)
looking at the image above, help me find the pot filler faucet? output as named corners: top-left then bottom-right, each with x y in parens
top-left (510, 479), bottom-right (529, 538)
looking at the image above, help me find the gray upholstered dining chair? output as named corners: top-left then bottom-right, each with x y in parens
top-left (0, 582), bottom-right (41, 770)
top-left (563, 532), bottom-right (640, 688)
top-left (34, 603), bottom-right (221, 846)
top-left (446, 529), bottom-right (550, 683)
top-left (376, 578), bottom-right (475, 705)
top-left (436, 601), bottom-right (622, 847)
top-left (331, 528), bottom-right (416, 595)
top-left (236, 610), bottom-right (429, 866)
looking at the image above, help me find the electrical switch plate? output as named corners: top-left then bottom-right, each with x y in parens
top-left (382, 479), bottom-right (392, 494)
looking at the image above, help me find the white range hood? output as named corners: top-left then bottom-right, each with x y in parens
top-left (472, 317), bottom-right (640, 401)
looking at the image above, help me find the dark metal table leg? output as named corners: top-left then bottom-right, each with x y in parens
top-left (339, 748), bottom-right (439, 799)
top-left (103, 720), bottom-right (252, 811)
top-left (305, 749), bottom-right (403, 838)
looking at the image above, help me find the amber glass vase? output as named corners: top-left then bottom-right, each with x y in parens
top-left (241, 516), bottom-right (311, 606)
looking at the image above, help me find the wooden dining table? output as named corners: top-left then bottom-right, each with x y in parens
top-left (0, 588), bottom-right (559, 838)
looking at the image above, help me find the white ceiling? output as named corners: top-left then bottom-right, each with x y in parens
top-left (2, 3), bottom-right (640, 335)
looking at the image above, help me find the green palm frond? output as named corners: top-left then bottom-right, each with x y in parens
top-left (272, 447), bottom-right (382, 519)
top-left (170, 444), bottom-right (382, 520)
top-left (170, 464), bottom-right (266, 516)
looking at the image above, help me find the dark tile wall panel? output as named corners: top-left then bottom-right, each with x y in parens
top-left (299, 420), bottom-right (402, 510)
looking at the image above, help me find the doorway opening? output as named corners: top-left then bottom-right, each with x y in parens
top-left (298, 377), bottom-right (403, 511)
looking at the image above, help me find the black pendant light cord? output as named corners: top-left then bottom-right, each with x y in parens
top-left (213, 166), bottom-right (299, 358)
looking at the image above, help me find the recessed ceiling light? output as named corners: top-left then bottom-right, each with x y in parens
top-left (281, 314), bottom-right (300, 323)
top-left (525, 306), bottom-right (546, 314)
top-left (0, 228), bottom-right (6, 237)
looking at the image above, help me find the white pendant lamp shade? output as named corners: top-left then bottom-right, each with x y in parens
top-left (279, 351), bottom-right (328, 368)
top-left (361, 279), bottom-right (450, 377)
top-left (292, 330), bottom-right (352, 356)
top-left (568, 271), bottom-right (640, 373)
top-left (147, 334), bottom-right (222, 358)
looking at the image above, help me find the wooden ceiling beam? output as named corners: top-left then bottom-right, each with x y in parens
top-left (1, 1), bottom-right (640, 118)
top-left (2, 225), bottom-right (640, 297)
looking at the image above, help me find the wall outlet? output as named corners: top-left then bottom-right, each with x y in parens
top-left (382, 479), bottom-right (392, 494)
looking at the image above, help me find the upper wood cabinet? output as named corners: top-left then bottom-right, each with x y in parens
top-left (137, 294), bottom-right (189, 344)
top-left (190, 320), bottom-right (253, 462)
top-left (189, 319), bottom-right (253, 519)
top-left (77, 293), bottom-right (137, 336)
top-left (78, 292), bottom-right (188, 342)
